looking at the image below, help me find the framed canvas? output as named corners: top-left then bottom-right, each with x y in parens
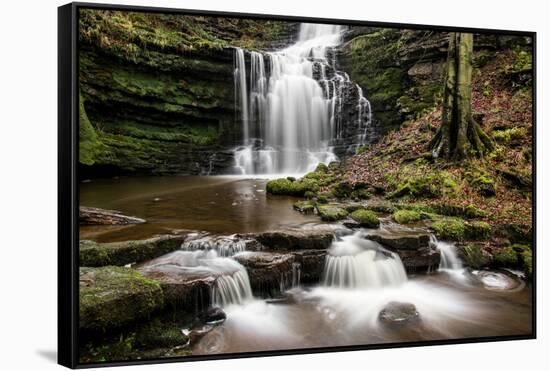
top-left (58, 2), bottom-right (536, 368)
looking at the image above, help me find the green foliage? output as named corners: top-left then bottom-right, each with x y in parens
top-left (491, 127), bottom-right (528, 144)
top-left (331, 182), bottom-right (353, 199)
top-left (462, 244), bottom-right (489, 269)
top-left (393, 210), bottom-right (421, 224)
top-left (389, 170), bottom-right (458, 199)
top-left (356, 144), bottom-right (370, 155)
top-left (432, 218), bottom-right (466, 240)
top-left (493, 245), bottom-right (519, 266)
top-left (465, 221), bottom-right (492, 240)
top-left (266, 178), bottom-right (319, 197)
top-left (317, 204), bottom-right (349, 221)
top-left (466, 170), bottom-right (496, 197)
top-left (350, 209), bottom-right (380, 228)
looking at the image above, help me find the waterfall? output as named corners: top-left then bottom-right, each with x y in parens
top-left (212, 266), bottom-right (254, 307)
top-left (233, 23), bottom-right (372, 176)
top-left (430, 235), bottom-right (463, 271)
top-left (181, 234), bottom-right (247, 257)
top-left (323, 232), bottom-right (408, 289)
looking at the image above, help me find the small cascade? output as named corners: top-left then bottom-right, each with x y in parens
top-left (430, 235), bottom-right (463, 271)
top-left (233, 22), bottom-right (372, 176)
top-left (182, 234), bottom-right (247, 257)
top-left (212, 266), bottom-right (254, 307)
top-left (323, 232), bottom-right (408, 289)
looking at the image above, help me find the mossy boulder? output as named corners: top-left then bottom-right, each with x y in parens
top-left (350, 209), bottom-right (380, 228)
top-left (432, 218), bottom-right (466, 240)
top-left (493, 245), bottom-right (519, 266)
top-left (79, 267), bottom-right (164, 331)
top-left (465, 221), bottom-right (492, 240)
top-left (255, 229), bottom-right (334, 250)
top-left (467, 171), bottom-right (496, 197)
top-left (389, 171), bottom-right (458, 199)
top-left (393, 210), bottom-right (421, 224)
top-left (293, 200), bottom-right (316, 214)
top-left (331, 182), bottom-right (353, 199)
top-left (79, 235), bottom-right (186, 267)
top-left (266, 178), bottom-right (319, 197)
top-left (317, 204), bottom-right (349, 221)
top-left (135, 318), bottom-right (189, 349)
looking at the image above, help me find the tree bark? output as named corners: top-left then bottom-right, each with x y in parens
top-left (430, 33), bottom-right (493, 160)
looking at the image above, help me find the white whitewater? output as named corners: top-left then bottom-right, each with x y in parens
top-left (233, 23), bottom-right (371, 175)
top-left (430, 235), bottom-right (463, 271)
top-left (323, 232), bottom-right (408, 288)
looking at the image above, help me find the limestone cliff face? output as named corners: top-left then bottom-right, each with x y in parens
top-left (78, 9), bottom-right (294, 177)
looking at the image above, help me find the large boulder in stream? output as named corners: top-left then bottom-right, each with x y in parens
top-left (79, 206), bottom-right (146, 225)
top-left (365, 229), bottom-right (439, 273)
top-left (80, 234), bottom-right (186, 267)
top-left (79, 266), bottom-right (164, 332)
top-left (254, 229), bottom-right (334, 251)
top-left (379, 301), bottom-right (419, 325)
top-left (234, 251), bottom-right (295, 296)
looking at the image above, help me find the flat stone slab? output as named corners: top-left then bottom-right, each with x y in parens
top-left (79, 266), bottom-right (164, 331)
top-left (80, 206), bottom-right (146, 225)
top-left (254, 229), bottom-right (334, 251)
top-left (80, 234), bottom-right (186, 267)
top-left (365, 228), bottom-right (431, 251)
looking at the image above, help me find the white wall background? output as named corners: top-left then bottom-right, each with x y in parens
top-left (0, 0), bottom-right (545, 369)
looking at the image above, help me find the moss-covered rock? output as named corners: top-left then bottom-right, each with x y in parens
top-left (79, 235), bottom-right (186, 267)
top-left (331, 181), bottom-right (354, 199)
top-left (79, 267), bottom-right (164, 331)
top-left (134, 319), bottom-right (189, 349)
top-left (432, 218), bottom-right (466, 240)
top-left (266, 177), bottom-right (319, 197)
top-left (293, 200), bottom-right (316, 214)
top-left (393, 210), bottom-right (421, 224)
top-left (389, 171), bottom-right (458, 199)
top-left (493, 245), bottom-right (519, 266)
top-left (350, 209), bottom-right (380, 228)
top-left (317, 204), bottom-right (349, 221)
top-left (467, 170), bottom-right (496, 197)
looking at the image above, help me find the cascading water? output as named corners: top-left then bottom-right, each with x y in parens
top-left (323, 232), bottom-right (408, 288)
top-left (212, 267), bottom-right (253, 307)
top-left (182, 234), bottom-right (247, 258)
top-left (430, 235), bottom-right (463, 271)
top-left (233, 23), bottom-right (372, 175)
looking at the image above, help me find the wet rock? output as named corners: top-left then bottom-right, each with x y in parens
top-left (199, 307), bottom-right (226, 325)
top-left (79, 206), bottom-right (146, 225)
top-left (137, 254), bottom-right (219, 311)
top-left (135, 318), bottom-right (190, 349)
top-left (255, 229), bottom-right (334, 251)
top-left (316, 204), bottom-right (349, 221)
top-left (79, 267), bottom-right (164, 332)
top-left (291, 250), bottom-right (327, 283)
top-left (365, 230), bottom-right (431, 250)
top-left (234, 251), bottom-right (295, 295)
top-left (80, 234), bottom-right (186, 267)
top-left (396, 247), bottom-right (441, 274)
top-left (293, 200), bottom-right (316, 214)
top-left (379, 301), bottom-right (419, 325)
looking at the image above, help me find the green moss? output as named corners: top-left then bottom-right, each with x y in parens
top-left (350, 209), bottom-right (380, 228)
top-left (466, 170), bottom-right (496, 197)
top-left (79, 95), bottom-right (106, 165)
top-left (135, 319), bottom-right (189, 349)
top-left (356, 144), bottom-right (370, 155)
top-left (316, 194), bottom-right (329, 204)
top-left (393, 210), bottom-right (421, 224)
top-left (493, 245), bottom-right (519, 266)
top-left (350, 189), bottom-right (372, 200)
top-left (81, 333), bottom-right (136, 363)
top-left (432, 218), bottom-right (466, 240)
top-left (315, 163), bottom-right (329, 173)
top-left (317, 204), bottom-right (349, 221)
top-left (293, 200), bottom-right (316, 214)
top-left (266, 178), bottom-right (319, 197)
top-left (491, 127), bottom-right (528, 144)
top-left (331, 182), bottom-right (353, 199)
top-left (465, 221), bottom-right (492, 240)
top-left (511, 244), bottom-right (532, 276)
top-left (463, 244), bottom-right (490, 269)
top-left (79, 267), bottom-right (164, 331)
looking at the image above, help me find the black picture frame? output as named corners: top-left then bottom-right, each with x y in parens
top-left (58, 2), bottom-right (537, 368)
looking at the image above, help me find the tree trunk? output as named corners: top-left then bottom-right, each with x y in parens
top-left (429, 33), bottom-right (493, 160)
